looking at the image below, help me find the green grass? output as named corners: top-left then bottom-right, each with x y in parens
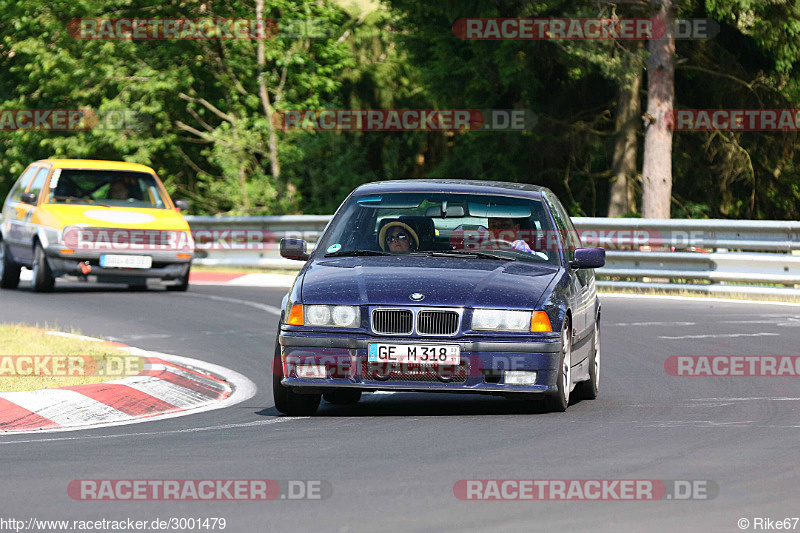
top-left (0, 324), bottom-right (140, 392)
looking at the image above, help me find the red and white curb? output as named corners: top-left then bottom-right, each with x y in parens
top-left (0, 331), bottom-right (256, 435)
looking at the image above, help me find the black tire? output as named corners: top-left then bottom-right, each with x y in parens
top-left (575, 321), bottom-right (600, 401)
top-left (544, 318), bottom-right (571, 413)
top-left (166, 265), bottom-right (190, 292)
top-left (323, 389), bottom-right (362, 405)
top-left (0, 240), bottom-right (21, 290)
top-left (272, 341), bottom-right (321, 416)
top-left (31, 243), bottom-right (55, 293)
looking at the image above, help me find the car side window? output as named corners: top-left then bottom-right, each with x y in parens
top-left (7, 167), bottom-right (38, 204)
top-left (554, 199), bottom-right (582, 250)
top-left (543, 193), bottom-right (579, 263)
top-left (27, 168), bottom-right (50, 203)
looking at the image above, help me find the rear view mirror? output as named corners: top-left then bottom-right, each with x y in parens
top-left (571, 247), bottom-right (605, 269)
top-left (280, 238), bottom-right (310, 261)
top-left (425, 205), bottom-right (465, 218)
top-left (20, 192), bottom-right (36, 205)
top-left (174, 199), bottom-right (190, 212)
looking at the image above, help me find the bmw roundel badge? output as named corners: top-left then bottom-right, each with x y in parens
top-left (410, 293), bottom-right (425, 301)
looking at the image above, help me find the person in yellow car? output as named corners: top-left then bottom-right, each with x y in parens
top-left (108, 179), bottom-right (130, 201)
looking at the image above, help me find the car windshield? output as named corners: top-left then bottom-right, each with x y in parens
top-left (316, 191), bottom-right (562, 265)
top-left (46, 169), bottom-right (170, 209)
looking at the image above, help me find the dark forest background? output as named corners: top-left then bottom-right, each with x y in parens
top-left (2, 0), bottom-right (799, 219)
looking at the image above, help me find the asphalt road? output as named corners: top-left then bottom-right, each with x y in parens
top-left (1, 281), bottom-right (799, 533)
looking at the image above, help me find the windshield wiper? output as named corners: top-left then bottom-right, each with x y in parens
top-left (324, 249), bottom-right (391, 257)
top-left (415, 250), bottom-right (516, 261)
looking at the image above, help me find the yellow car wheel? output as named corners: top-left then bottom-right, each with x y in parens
top-left (31, 243), bottom-right (55, 293)
top-left (0, 241), bottom-right (21, 290)
top-left (165, 266), bottom-right (190, 292)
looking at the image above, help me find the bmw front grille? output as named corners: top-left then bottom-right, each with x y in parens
top-left (371, 308), bottom-right (461, 336)
top-left (371, 309), bottom-right (414, 334)
top-left (417, 310), bottom-right (459, 335)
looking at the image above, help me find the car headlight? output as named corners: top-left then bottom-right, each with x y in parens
top-left (332, 305), bottom-right (358, 326)
top-left (60, 225), bottom-right (89, 248)
top-left (472, 309), bottom-right (552, 332)
top-left (472, 309), bottom-right (531, 332)
top-left (304, 305), bottom-right (360, 328)
top-left (60, 226), bottom-right (77, 245)
top-left (306, 305), bottom-right (331, 325)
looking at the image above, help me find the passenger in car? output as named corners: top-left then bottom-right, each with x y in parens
top-left (488, 217), bottom-right (541, 256)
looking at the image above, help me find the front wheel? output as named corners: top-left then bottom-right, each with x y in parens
top-left (165, 266), bottom-right (190, 292)
top-left (31, 243), bottom-right (55, 293)
top-left (272, 342), bottom-right (321, 416)
top-left (0, 240), bottom-right (21, 289)
top-left (544, 318), bottom-right (572, 412)
top-left (575, 320), bottom-right (599, 400)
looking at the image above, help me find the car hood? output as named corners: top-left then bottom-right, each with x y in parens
top-left (32, 204), bottom-right (190, 231)
top-left (300, 255), bottom-right (559, 309)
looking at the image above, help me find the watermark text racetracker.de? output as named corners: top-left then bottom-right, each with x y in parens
top-left (665, 356), bottom-right (800, 377)
top-left (61, 228), bottom-right (292, 251)
top-left (452, 18), bottom-right (719, 40)
top-left (452, 228), bottom-right (701, 251)
top-left (62, 227), bottom-right (720, 253)
top-left (0, 109), bottom-right (148, 132)
top-left (68, 18), bottom-right (333, 40)
top-left (453, 479), bottom-right (719, 501)
top-left (270, 109), bottom-right (537, 132)
top-left (0, 355), bottom-right (142, 378)
top-left (68, 479), bottom-right (332, 501)
top-left (668, 109), bottom-right (800, 131)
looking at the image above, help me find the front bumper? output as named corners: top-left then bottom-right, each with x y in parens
top-left (278, 331), bottom-right (563, 395)
top-left (44, 246), bottom-right (191, 281)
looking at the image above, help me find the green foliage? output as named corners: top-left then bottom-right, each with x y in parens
top-left (384, 0), bottom-right (800, 219)
top-left (0, 0), bottom-right (354, 215)
top-left (1, 0), bottom-right (800, 219)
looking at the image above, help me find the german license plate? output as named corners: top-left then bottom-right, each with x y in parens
top-left (100, 254), bottom-right (152, 269)
top-left (368, 344), bottom-right (460, 365)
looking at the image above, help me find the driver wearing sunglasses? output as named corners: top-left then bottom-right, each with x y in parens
top-left (378, 221), bottom-right (419, 253)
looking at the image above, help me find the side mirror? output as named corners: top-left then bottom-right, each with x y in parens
top-left (20, 192), bottom-right (37, 205)
top-left (280, 238), bottom-right (309, 261)
top-left (174, 199), bottom-right (190, 212)
top-left (571, 247), bottom-right (605, 269)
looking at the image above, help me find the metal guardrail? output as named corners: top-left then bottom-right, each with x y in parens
top-left (575, 217), bottom-right (800, 252)
top-left (185, 215), bottom-right (800, 298)
top-left (187, 215), bottom-right (331, 269)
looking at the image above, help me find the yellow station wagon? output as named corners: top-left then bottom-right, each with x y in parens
top-left (0, 159), bottom-right (193, 292)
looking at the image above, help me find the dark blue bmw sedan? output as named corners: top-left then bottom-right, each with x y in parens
top-left (273, 180), bottom-right (604, 415)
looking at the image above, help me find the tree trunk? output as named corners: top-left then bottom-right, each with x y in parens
top-left (256, 0), bottom-right (281, 181)
top-left (608, 68), bottom-right (642, 217)
top-left (641, 0), bottom-right (675, 219)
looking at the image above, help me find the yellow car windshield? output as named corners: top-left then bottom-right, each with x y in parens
top-left (46, 169), bottom-right (170, 209)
